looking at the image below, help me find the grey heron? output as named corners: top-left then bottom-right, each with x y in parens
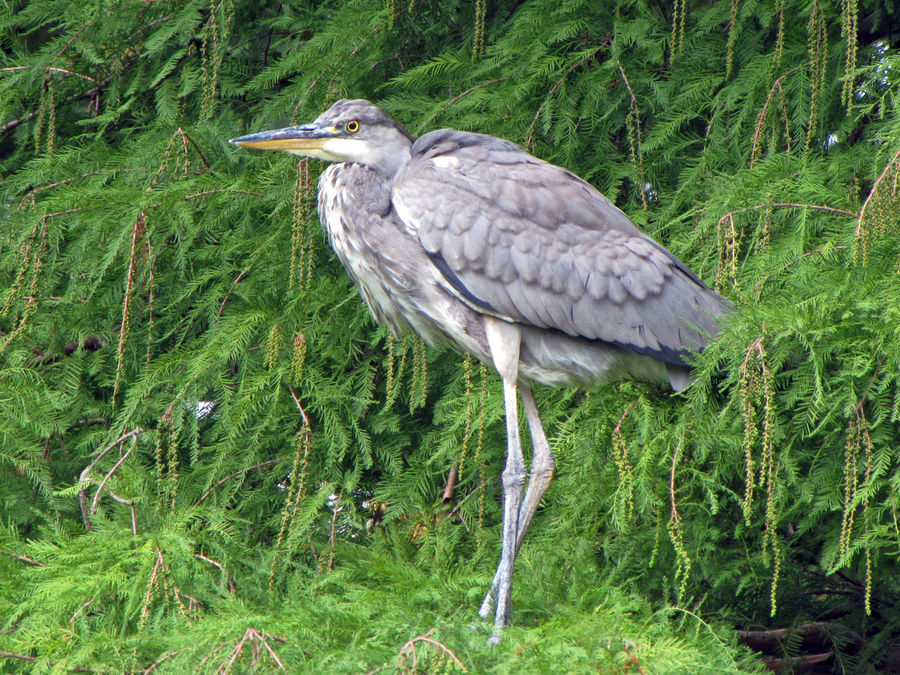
top-left (230, 99), bottom-right (729, 638)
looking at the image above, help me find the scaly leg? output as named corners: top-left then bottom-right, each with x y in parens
top-left (512, 384), bottom-right (555, 551)
top-left (479, 383), bottom-right (555, 620)
top-left (481, 318), bottom-right (525, 640)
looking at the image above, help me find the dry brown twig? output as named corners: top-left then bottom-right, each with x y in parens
top-left (17, 172), bottom-right (109, 211)
top-left (216, 628), bottom-right (286, 674)
top-left (395, 629), bottom-right (467, 673)
top-left (195, 553), bottom-right (224, 570)
top-left (137, 548), bottom-right (190, 633)
top-left (443, 77), bottom-right (508, 110)
top-left (79, 427), bottom-right (143, 482)
top-left (720, 202), bottom-right (858, 221)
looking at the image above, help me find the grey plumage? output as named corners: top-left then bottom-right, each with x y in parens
top-left (230, 99), bottom-right (729, 640)
top-left (395, 129), bottom-right (724, 369)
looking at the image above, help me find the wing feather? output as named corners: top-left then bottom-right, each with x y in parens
top-left (392, 129), bottom-right (728, 366)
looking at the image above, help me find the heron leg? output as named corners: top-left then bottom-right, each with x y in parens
top-left (514, 384), bottom-right (555, 550)
top-left (478, 383), bottom-right (555, 619)
top-left (479, 318), bottom-right (525, 637)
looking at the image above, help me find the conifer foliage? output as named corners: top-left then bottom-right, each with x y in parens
top-left (1, 0), bottom-right (899, 671)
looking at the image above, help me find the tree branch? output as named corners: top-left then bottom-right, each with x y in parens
top-left (90, 436), bottom-right (137, 514)
top-left (0, 550), bottom-right (46, 566)
top-left (2, 66), bottom-right (98, 83)
top-left (78, 427), bottom-right (142, 530)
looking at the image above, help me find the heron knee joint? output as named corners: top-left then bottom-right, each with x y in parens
top-left (531, 466), bottom-right (554, 482)
top-left (501, 464), bottom-right (526, 490)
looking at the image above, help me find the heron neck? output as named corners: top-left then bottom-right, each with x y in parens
top-left (374, 145), bottom-right (411, 180)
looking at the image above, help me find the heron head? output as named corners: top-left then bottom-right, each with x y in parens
top-left (230, 99), bottom-right (413, 177)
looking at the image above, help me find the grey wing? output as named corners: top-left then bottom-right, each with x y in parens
top-left (392, 129), bottom-right (728, 366)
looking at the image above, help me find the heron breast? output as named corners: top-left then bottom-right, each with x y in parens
top-left (317, 164), bottom-right (477, 350)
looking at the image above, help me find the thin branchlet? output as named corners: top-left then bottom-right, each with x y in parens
top-left (668, 432), bottom-right (691, 606)
top-left (804, 0), bottom-right (827, 158)
top-left (841, 400), bottom-right (873, 614)
top-left (264, 323), bottom-right (281, 370)
top-left (457, 356), bottom-right (475, 488)
top-left (612, 404), bottom-right (635, 525)
top-left (618, 61), bottom-right (647, 210)
top-left (841, 0), bottom-right (859, 110)
top-left (473, 0), bottom-right (486, 58)
top-left (725, 0), bottom-right (739, 78)
top-left (200, 0), bottom-right (234, 120)
top-left (290, 158), bottom-right (315, 293)
top-left (854, 147), bottom-right (900, 264)
top-left (739, 336), bottom-right (780, 615)
top-left (290, 333), bottom-right (307, 384)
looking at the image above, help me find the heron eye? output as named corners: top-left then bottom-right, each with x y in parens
top-left (346, 120), bottom-right (359, 133)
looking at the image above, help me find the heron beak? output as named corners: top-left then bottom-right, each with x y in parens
top-left (229, 122), bottom-right (339, 153)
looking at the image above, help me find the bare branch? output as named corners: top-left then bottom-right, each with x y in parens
top-left (195, 553), bottom-right (224, 570)
top-left (856, 145), bottom-right (900, 239)
top-left (69, 599), bottom-right (95, 631)
top-left (719, 202), bottom-right (858, 222)
top-left (79, 488), bottom-right (93, 531)
top-left (185, 189), bottom-right (264, 200)
top-left (1, 65), bottom-right (98, 83)
top-left (443, 78), bottom-right (508, 110)
top-left (2, 76), bottom-right (112, 135)
top-left (288, 386), bottom-right (311, 428)
top-left (91, 436), bottom-right (137, 514)
top-left (141, 650), bottom-right (181, 674)
top-left (397, 629), bottom-right (467, 672)
top-left (0, 550), bottom-right (46, 566)
top-left (79, 427), bottom-right (143, 485)
top-left (218, 628), bottom-right (286, 674)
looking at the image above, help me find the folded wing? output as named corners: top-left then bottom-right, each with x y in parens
top-left (391, 129), bottom-right (727, 367)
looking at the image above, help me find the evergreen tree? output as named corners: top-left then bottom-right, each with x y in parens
top-left (1, 0), bottom-right (898, 671)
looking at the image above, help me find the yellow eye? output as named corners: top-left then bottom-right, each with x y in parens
top-left (346, 120), bottom-right (359, 133)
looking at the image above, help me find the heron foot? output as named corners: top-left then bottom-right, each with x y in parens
top-left (487, 632), bottom-right (503, 647)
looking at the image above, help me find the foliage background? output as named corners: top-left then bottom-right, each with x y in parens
top-left (1, 0), bottom-right (899, 672)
